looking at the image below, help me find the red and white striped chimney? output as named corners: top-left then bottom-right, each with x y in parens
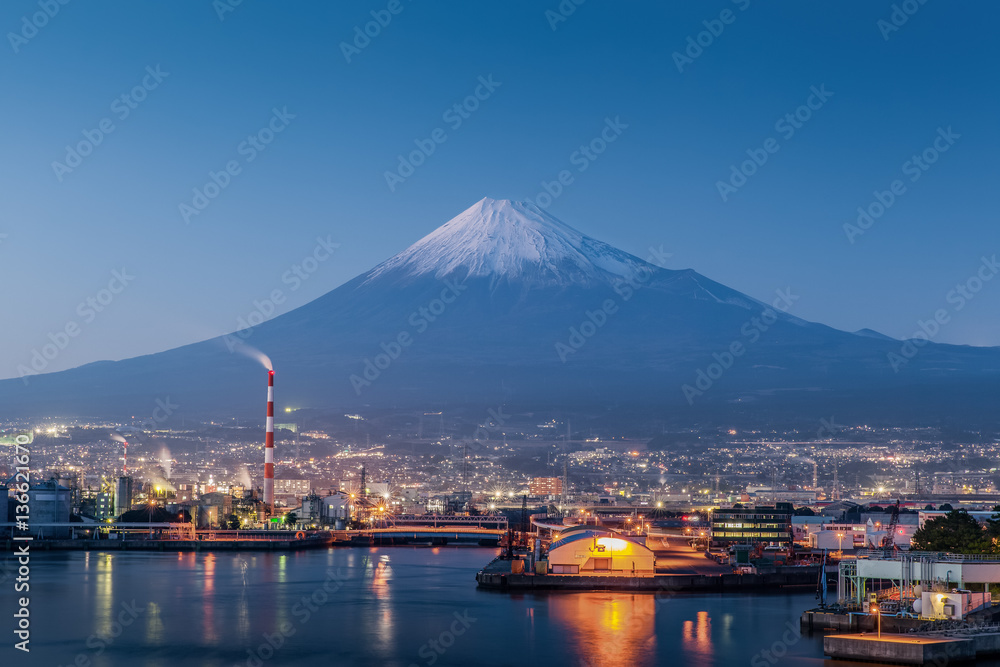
top-left (264, 370), bottom-right (275, 506)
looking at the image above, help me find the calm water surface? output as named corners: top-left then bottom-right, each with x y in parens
top-left (14, 548), bottom-right (892, 666)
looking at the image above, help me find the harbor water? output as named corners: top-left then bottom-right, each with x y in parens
top-left (8, 547), bottom-right (967, 666)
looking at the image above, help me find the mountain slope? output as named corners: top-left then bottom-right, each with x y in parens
top-left (3, 197), bottom-right (999, 424)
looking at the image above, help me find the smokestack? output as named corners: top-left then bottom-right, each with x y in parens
top-left (264, 370), bottom-right (275, 506)
top-left (123, 439), bottom-right (128, 476)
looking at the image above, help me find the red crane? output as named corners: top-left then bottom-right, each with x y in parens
top-left (880, 500), bottom-right (901, 554)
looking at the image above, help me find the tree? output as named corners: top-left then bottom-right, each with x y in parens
top-left (227, 514), bottom-right (241, 530)
top-left (939, 503), bottom-right (954, 512)
top-left (284, 512), bottom-right (298, 526)
top-left (911, 510), bottom-right (991, 553)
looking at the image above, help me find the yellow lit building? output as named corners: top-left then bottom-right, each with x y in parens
top-left (547, 529), bottom-right (655, 577)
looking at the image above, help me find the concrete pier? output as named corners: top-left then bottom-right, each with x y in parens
top-left (802, 610), bottom-right (925, 633)
top-left (476, 558), bottom-right (821, 592)
top-left (824, 634), bottom-right (975, 665)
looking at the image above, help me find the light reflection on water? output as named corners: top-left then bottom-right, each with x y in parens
top-left (144, 602), bottom-right (164, 645)
top-left (202, 553), bottom-right (216, 645)
top-left (26, 548), bottom-right (834, 667)
top-left (681, 610), bottom-right (712, 664)
top-left (549, 593), bottom-right (657, 666)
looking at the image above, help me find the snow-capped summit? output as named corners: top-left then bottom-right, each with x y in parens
top-left (6, 196), bottom-right (998, 424)
top-left (365, 197), bottom-right (653, 287)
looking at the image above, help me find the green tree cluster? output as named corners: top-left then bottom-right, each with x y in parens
top-left (910, 509), bottom-right (1000, 553)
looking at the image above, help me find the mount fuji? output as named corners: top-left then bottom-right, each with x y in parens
top-left (4, 197), bottom-right (999, 425)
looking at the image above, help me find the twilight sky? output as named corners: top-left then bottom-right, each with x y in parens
top-left (1, 1), bottom-right (998, 379)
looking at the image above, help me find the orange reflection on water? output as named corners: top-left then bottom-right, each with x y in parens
top-left (202, 554), bottom-right (217, 644)
top-left (549, 593), bottom-right (656, 667)
top-left (682, 610), bottom-right (713, 662)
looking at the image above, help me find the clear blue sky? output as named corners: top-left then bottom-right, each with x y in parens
top-left (2, 1), bottom-right (998, 379)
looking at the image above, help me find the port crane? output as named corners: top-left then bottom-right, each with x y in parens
top-left (879, 500), bottom-right (901, 554)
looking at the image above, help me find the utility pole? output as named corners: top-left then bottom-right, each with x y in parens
top-left (563, 458), bottom-right (569, 507)
top-left (463, 444), bottom-right (469, 493)
top-left (520, 495), bottom-right (528, 546)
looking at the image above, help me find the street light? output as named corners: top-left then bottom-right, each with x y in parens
top-left (873, 604), bottom-right (881, 638)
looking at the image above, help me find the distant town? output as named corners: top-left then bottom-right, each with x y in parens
top-left (4, 412), bottom-right (997, 538)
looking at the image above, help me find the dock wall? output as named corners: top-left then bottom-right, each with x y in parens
top-left (476, 567), bottom-right (820, 591)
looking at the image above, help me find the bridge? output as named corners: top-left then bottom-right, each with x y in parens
top-left (333, 526), bottom-right (505, 546)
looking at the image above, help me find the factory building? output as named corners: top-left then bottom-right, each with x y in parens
top-left (80, 492), bottom-right (115, 521)
top-left (547, 529), bottom-right (655, 577)
top-left (322, 493), bottom-right (351, 525)
top-left (813, 515), bottom-right (919, 550)
top-left (200, 492), bottom-right (234, 526)
top-left (791, 515), bottom-right (833, 543)
top-left (115, 476), bottom-right (133, 517)
top-left (710, 503), bottom-right (794, 547)
top-left (274, 478), bottom-right (311, 502)
top-left (27, 480), bottom-right (72, 538)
